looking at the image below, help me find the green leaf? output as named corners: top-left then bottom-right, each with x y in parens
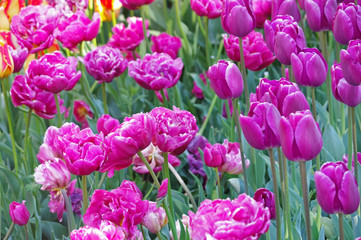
top-left (322, 124), bottom-right (345, 162)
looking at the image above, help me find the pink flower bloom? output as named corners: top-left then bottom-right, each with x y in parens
top-left (70, 220), bottom-right (126, 240)
top-left (151, 33), bottom-right (182, 59)
top-left (219, 139), bottom-right (250, 175)
top-left (150, 106), bottom-right (198, 155)
top-left (10, 5), bottom-right (59, 53)
top-left (189, 194), bottom-right (270, 239)
top-left (304, 0), bottom-right (337, 32)
top-left (120, 0), bottom-right (155, 10)
top-left (48, 179), bottom-right (76, 221)
top-left (97, 114), bottom-right (120, 136)
top-left (108, 17), bottom-right (148, 51)
top-left (128, 53), bottom-right (183, 91)
top-left (252, 0), bottom-right (272, 28)
top-left (271, 0), bottom-right (301, 22)
top-left (9, 201), bottom-right (30, 226)
top-left (157, 178), bottom-right (168, 200)
top-left (11, 75), bottom-right (66, 119)
top-left (73, 100), bottom-right (93, 128)
top-left (56, 12), bottom-right (100, 51)
top-left (171, 215), bottom-right (192, 240)
top-left (204, 143), bottom-right (227, 168)
top-left (48, 0), bottom-right (88, 19)
top-left (28, 51), bottom-right (81, 94)
top-left (342, 153), bottom-right (361, 171)
top-left (254, 188), bottom-right (276, 219)
top-left (8, 46), bottom-right (28, 73)
top-left (190, 0), bottom-right (223, 19)
top-left (142, 202), bottom-right (168, 233)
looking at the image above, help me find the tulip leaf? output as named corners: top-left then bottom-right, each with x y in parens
top-left (352, 213), bottom-right (361, 237)
top-left (318, 227), bottom-right (325, 240)
top-left (189, 171), bottom-right (205, 204)
top-left (0, 166), bottom-right (22, 198)
top-left (171, 190), bottom-right (190, 216)
top-left (42, 221), bottom-right (68, 239)
top-left (322, 124), bottom-right (345, 162)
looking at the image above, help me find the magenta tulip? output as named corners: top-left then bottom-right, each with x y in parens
top-left (340, 40), bottom-right (361, 86)
top-left (151, 33), bottom-right (182, 59)
top-left (219, 139), bottom-right (250, 174)
top-left (252, 0), bottom-right (272, 28)
top-left (254, 188), bottom-right (276, 219)
top-left (203, 143), bottom-right (227, 167)
top-left (142, 202), bottom-right (168, 233)
top-left (120, 0), bottom-right (155, 10)
top-left (9, 201), bottom-right (30, 226)
top-left (333, 3), bottom-right (361, 45)
top-left (96, 114), bottom-right (120, 137)
top-left (271, 0), bottom-right (301, 22)
top-left (304, 0), bottom-right (337, 32)
top-left (190, 0), bottom-right (223, 18)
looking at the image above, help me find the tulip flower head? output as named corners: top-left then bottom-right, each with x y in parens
top-left (252, 0), bottom-right (272, 28)
top-left (96, 114), bottom-right (120, 137)
top-left (70, 220), bottom-right (127, 239)
top-left (9, 201), bottom-right (30, 226)
top-left (151, 33), bottom-right (182, 59)
top-left (315, 161), bottom-right (360, 214)
top-left (219, 139), bottom-right (250, 174)
top-left (120, 0), bottom-right (155, 10)
top-left (8, 46), bottom-right (27, 74)
top-left (254, 188), bottom-right (276, 219)
top-left (73, 100), bottom-right (93, 128)
top-left (203, 143), bottom-right (227, 168)
top-left (142, 202), bottom-right (168, 234)
top-left (271, 0), bottom-right (301, 22)
top-left (304, 0), bottom-right (337, 32)
top-left (340, 39), bottom-right (361, 86)
top-left (190, 0), bottom-right (223, 19)
top-left (0, 40), bottom-right (14, 78)
top-left (333, 3), bottom-right (361, 45)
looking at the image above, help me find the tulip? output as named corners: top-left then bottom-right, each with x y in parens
top-left (128, 53), bottom-right (183, 91)
top-left (315, 161), bottom-right (360, 214)
top-left (254, 188), bottom-right (276, 219)
top-left (80, 46), bottom-right (128, 83)
top-left (142, 202), bottom-right (168, 233)
top-left (0, 40), bottom-right (14, 78)
top-left (94, 0), bottom-right (121, 22)
top-left (151, 33), bottom-right (182, 59)
top-left (73, 100), bottom-right (93, 128)
top-left (9, 201), bottom-right (30, 226)
top-left (333, 3), bottom-right (361, 45)
top-left (221, 0), bottom-right (256, 38)
top-left (279, 110), bottom-right (323, 161)
top-left (187, 134), bottom-right (209, 155)
top-left (120, 0), bottom-right (154, 10)
top-left (240, 102), bottom-right (281, 150)
top-left (331, 63), bottom-right (361, 107)
top-left (203, 143), bottom-right (227, 168)
top-left (96, 114), bottom-right (120, 136)
top-left (291, 48), bottom-right (328, 87)
top-left (70, 187), bottom-right (83, 217)
top-left (340, 40), bottom-right (361, 86)
top-left (304, 0), bottom-right (337, 32)
top-left (190, 0), bottom-right (223, 19)
top-left (8, 46), bottom-right (27, 74)
top-left (252, 0), bottom-right (272, 28)
top-left (343, 153), bottom-right (361, 170)
top-left (271, 0), bottom-right (301, 22)
top-left (219, 139), bottom-right (250, 174)
top-left (70, 220), bottom-right (126, 239)
top-left (0, 7), bottom-right (10, 31)
top-left (207, 60), bottom-right (243, 99)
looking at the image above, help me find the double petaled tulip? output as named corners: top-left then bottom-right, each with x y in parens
top-left (333, 3), bottom-right (361, 45)
top-left (96, 114), bottom-right (120, 137)
top-left (252, 0), bottom-right (272, 28)
top-left (279, 110), bottom-right (323, 161)
top-left (340, 40), bottom-right (361, 86)
top-left (190, 0), bottom-right (223, 19)
top-left (304, 0), bottom-right (337, 32)
top-left (208, 60), bottom-right (244, 99)
top-left (151, 33), bottom-right (182, 59)
top-left (271, 0), bottom-right (301, 22)
top-left (9, 201), bottom-right (30, 226)
top-left (315, 161), bottom-right (360, 214)
top-left (0, 40), bottom-right (14, 78)
top-left (221, 0), bottom-right (256, 38)
top-left (291, 48), bottom-right (328, 87)
top-left (142, 202), bottom-right (168, 234)
top-left (220, 139), bottom-right (250, 174)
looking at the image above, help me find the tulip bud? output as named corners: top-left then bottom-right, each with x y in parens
top-left (254, 188), bottom-right (276, 219)
top-left (304, 0), bottom-right (337, 32)
top-left (340, 40), bottom-right (361, 86)
top-left (0, 40), bottom-right (14, 78)
top-left (157, 178), bottom-right (168, 200)
top-left (8, 46), bottom-right (28, 73)
top-left (142, 202), bottom-right (168, 233)
top-left (9, 201), bottom-right (30, 226)
top-left (203, 143), bottom-right (227, 167)
top-left (315, 161), bottom-right (360, 214)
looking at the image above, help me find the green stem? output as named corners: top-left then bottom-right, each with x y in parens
top-left (204, 17), bottom-right (211, 67)
top-left (197, 16), bottom-right (206, 40)
top-left (54, 94), bottom-right (62, 127)
top-left (24, 109), bottom-right (32, 173)
top-left (238, 38), bottom-right (249, 112)
top-left (232, 98), bottom-right (248, 194)
top-left (277, 147), bottom-right (286, 238)
top-left (24, 224), bottom-right (29, 240)
top-left (226, 99), bottom-right (235, 142)
top-left (102, 83), bottom-right (108, 114)
top-left (198, 95), bottom-right (217, 136)
top-left (299, 161), bottom-right (311, 240)
top-left (137, 151), bottom-right (160, 188)
top-left (175, 0), bottom-right (190, 53)
top-left (111, 10), bottom-right (116, 27)
top-left (348, 107), bottom-right (353, 170)
top-left (169, 163), bottom-right (198, 211)
top-left (98, 172), bottom-right (107, 189)
top-left (352, 107), bottom-right (360, 214)
top-left (141, 6), bottom-right (150, 53)
top-left (130, 10), bottom-right (134, 17)
top-left (60, 189), bottom-right (75, 234)
top-left (3, 222), bottom-right (15, 240)
top-left (268, 149), bottom-right (281, 240)
top-left (289, 67), bottom-right (294, 83)
top-left (156, 231), bottom-right (163, 240)
top-left (338, 213), bottom-right (345, 240)
top-left (1, 78), bottom-right (19, 174)
top-left (82, 175), bottom-right (88, 213)
top-left (163, 0), bottom-right (170, 33)
top-left (282, 153), bottom-right (293, 240)
top-left (161, 89), bottom-right (168, 108)
top-left (341, 102), bottom-right (345, 136)
top-left (251, 147), bottom-right (257, 190)
top-left (215, 167), bottom-right (222, 199)
top-left (311, 87), bottom-right (316, 120)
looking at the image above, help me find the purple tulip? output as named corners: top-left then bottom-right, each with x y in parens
top-left (333, 3), bottom-right (361, 45)
top-left (10, 5), bottom-right (58, 54)
top-left (271, 0), bottom-right (301, 22)
top-left (254, 188), bottom-right (276, 219)
top-left (223, 32), bottom-right (276, 71)
top-left (190, 0), bottom-right (223, 19)
top-left (8, 46), bottom-right (28, 73)
top-left (291, 48), bottom-right (328, 87)
top-left (9, 201), bottom-right (30, 226)
top-left (342, 153), bottom-right (361, 171)
top-left (221, 0), bottom-right (256, 38)
top-left (264, 15), bottom-right (306, 65)
top-left (96, 114), bottom-right (120, 137)
top-left (150, 106), bottom-right (198, 156)
top-left (304, 0), bottom-right (337, 32)
top-left (120, 0), bottom-right (155, 10)
top-left (151, 33), bottom-right (182, 59)
top-left (56, 11), bottom-right (100, 51)
top-left (203, 143), bottom-right (227, 168)
top-left (340, 40), bottom-right (361, 86)
top-left (187, 134), bottom-right (209, 155)
top-left (252, 0), bottom-right (272, 28)
top-left (128, 53), bottom-right (183, 91)
top-left (28, 51), bottom-right (81, 94)
top-left (315, 161), bottom-right (360, 214)
top-left (279, 110), bottom-right (323, 161)
top-left (240, 102), bottom-right (281, 150)
top-left (208, 60), bottom-right (244, 99)
top-left (80, 46), bottom-right (128, 83)
top-left (331, 63), bottom-right (361, 107)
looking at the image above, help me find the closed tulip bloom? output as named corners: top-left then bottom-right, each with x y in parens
top-left (80, 46), bottom-right (128, 83)
top-left (151, 33), bottom-right (182, 59)
top-left (28, 51), bottom-right (81, 94)
top-left (254, 188), bottom-right (276, 219)
top-left (279, 110), bottom-right (323, 161)
top-left (219, 139), bottom-right (250, 174)
top-left (128, 53), bottom-right (183, 91)
top-left (150, 106), bottom-right (198, 155)
top-left (304, 0), bottom-right (337, 32)
top-left (252, 0), bottom-right (272, 28)
top-left (340, 40), bottom-right (361, 86)
top-left (0, 40), bottom-right (14, 78)
top-left (333, 3), bottom-right (361, 45)
top-left (203, 143), bottom-right (227, 167)
top-left (190, 0), bottom-right (223, 19)
top-left (342, 153), bottom-right (361, 170)
top-left (221, 0), bottom-right (256, 38)
top-left (240, 102), bottom-right (281, 150)
top-left (331, 63), bottom-right (361, 107)
top-left (9, 201), bottom-right (30, 226)
top-left (8, 46), bottom-right (27, 74)
top-left (315, 161), bottom-right (360, 214)
top-left (96, 114), bottom-right (120, 137)
top-left (120, 0), bottom-right (154, 10)
top-left (272, 0), bottom-right (301, 22)
top-left (208, 60), bottom-right (243, 99)
top-left (142, 202), bottom-right (168, 234)
top-left (291, 48), bottom-right (328, 87)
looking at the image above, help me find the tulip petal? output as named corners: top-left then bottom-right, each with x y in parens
top-left (315, 171), bottom-right (338, 214)
top-left (225, 62), bottom-right (243, 98)
top-left (239, 115), bottom-right (265, 150)
top-left (339, 171), bottom-right (360, 214)
top-left (279, 117), bottom-right (295, 160)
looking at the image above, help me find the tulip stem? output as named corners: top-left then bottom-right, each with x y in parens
top-left (348, 106), bottom-right (353, 171)
top-left (226, 99), bottom-right (235, 142)
top-left (163, 0), bottom-right (170, 34)
top-left (338, 213), bottom-right (345, 240)
top-left (351, 107), bottom-right (361, 214)
top-left (232, 98), bottom-right (248, 195)
top-left (161, 89), bottom-right (168, 108)
top-left (3, 222), bottom-right (14, 240)
top-left (199, 94), bottom-right (217, 136)
top-left (141, 6), bottom-right (150, 53)
top-left (277, 148), bottom-right (287, 238)
top-left (60, 189), bottom-right (75, 234)
top-left (111, 10), bottom-right (116, 27)
top-left (1, 78), bottom-right (19, 175)
top-left (175, 0), bottom-right (190, 55)
top-left (169, 163), bottom-right (198, 211)
top-left (299, 161), bottom-right (311, 240)
top-left (311, 87), bottom-right (316, 120)
top-left (24, 109), bottom-right (32, 174)
top-left (82, 175), bottom-right (88, 213)
top-left (214, 167), bottom-right (222, 199)
top-left (204, 17), bottom-right (211, 67)
top-left (282, 153), bottom-right (293, 240)
top-left (138, 151), bottom-right (161, 188)
top-left (54, 94), bottom-right (62, 127)
top-left (268, 149), bottom-right (281, 240)
top-left (102, 83), bottom-right (108, 114)
top-left (156, 232), bottom-right (163, 240)
top-left (24, 224), bottom-right (29, 240)
top-left (238, 38), bottom-right (249, 112)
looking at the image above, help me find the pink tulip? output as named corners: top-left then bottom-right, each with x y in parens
top-left (70, 220), bottom-right (127, 240)
top-left (151, 33), bottom-right (182, 59)
top-left (9, 201), bottom-right (30, 226)
top-left (120, 0), bottom-right (155, 10)
top-left (190, 0), bottom-right (223, 19)
top-left (203, 143), bottom-right (227, 168)
top-left (96, 114), bottom-right (120, 137)
top-left (304, 0), bottom-right (337, 32)
top-left (254, 188), bottom-right (276, 219)
top-left (142, 202), bottom-right (168, 233)
top-left (252, 0), bottom-right (272, 27)
top-left (219, 139), bottom-right (250, 175)
top-left (157, 178), bottom-right (168, 199)
top-left (340, 39), bottom-right (361, 86)
top-left (271, 0), bottom-right (301, 22)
